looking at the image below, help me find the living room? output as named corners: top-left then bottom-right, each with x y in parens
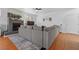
top-left (0, 8), bottom-right (79, 50)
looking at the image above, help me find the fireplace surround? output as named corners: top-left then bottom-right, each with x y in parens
top-left (6, 12), bottom-right (23, 34)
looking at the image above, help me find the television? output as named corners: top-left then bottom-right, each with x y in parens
top-left (27, 21), bottom-right (34, 25)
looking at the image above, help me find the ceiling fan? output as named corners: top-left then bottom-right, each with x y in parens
top-left (33, 8), bottom-right (42, 14)
top-left (33, 8), bottom-right (42, 10)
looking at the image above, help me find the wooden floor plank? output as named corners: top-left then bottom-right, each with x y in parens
top-left (0, 36), bottom-right (17, 50)
top-left (49, 32), bottom-right (79, 50)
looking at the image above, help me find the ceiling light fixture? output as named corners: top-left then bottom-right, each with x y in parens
top-left (34, 8), bottom-right (42, 10)
top-left (33, 8), bottom-right (42, 14)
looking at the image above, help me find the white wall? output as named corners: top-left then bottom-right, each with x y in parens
top-left (36, 8), bottom-right (79, 34)
top-left (61, 9), bottom-right (79, 34)
top-left (0, 8), bottom-right (7, 25)
top-left (0, 8), bottom-right (8, 30)
top-left (36, 11), bottom-right (65, 27)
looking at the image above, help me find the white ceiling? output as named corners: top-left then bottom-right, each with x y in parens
top-left (16, 8), bottom-right (74, 15)
top-left (41, 8), bottom-right (74, 13)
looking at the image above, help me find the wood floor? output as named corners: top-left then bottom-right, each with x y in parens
top-left (49, 32), bottom-right (79, 50)
top-left (0, 36), bottom-right (17, 50)
top-left (1, 32), bottom-right (79, 50)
